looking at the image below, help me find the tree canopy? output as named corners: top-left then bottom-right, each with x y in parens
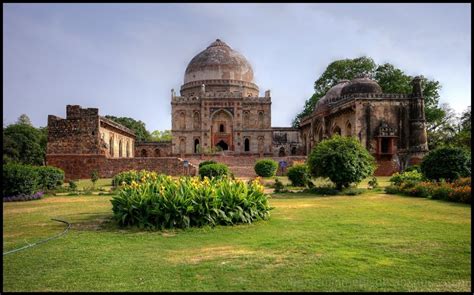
top-left (3, 116), bottom-right (46, 165)
top-left (292, 56), bottom-right (444, 128)
top-left (149, 130), bottom-right (172, 142)
top-left (105, 116), bottom-right (151, 142)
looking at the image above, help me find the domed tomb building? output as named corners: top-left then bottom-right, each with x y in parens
top-left (299, 74), bottom-right (429, 175)
top-left (171, 39), bottom-right (301, 156)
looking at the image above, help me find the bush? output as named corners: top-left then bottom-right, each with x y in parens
top-left (3, 163), bottom-right (39, 197)
top-left (409, 182), bottom-right (432, 198)
top-left (307, 135), bottom-right (376, 190)
top-left (368, 177), bottom-right (379, 189)
top-left (342, 187), bottom-right (366, 196)
top-left (110, 175), bottom-right (272, 229)
top-left (68, 180), bottom-right (78, 191)
top-left (35, 166), bottom-right (64, 190)
top-left (385, 185), bottom-right (400, 194)
top-left (404, 164), bottom-right (421, 173)
top-left (287, 164), bottom-right (310, 187)
top-left (421, 147), bottom-right (471, 181)
top-left (199, 160), bottom-right (217, 168)
top-left (304, 184), bottom-right (340, 196)
top-left (199, 163), bottom-right (230, 179)
top-left (91, 170), bottom-right (99, 187)
top-left (273, 178), bottom-right (285, 193)
top-left (389, 170), bottom-right (425, 186)
top-left (112, 170), bottom-right (158, 187)
top-left (254, 159), bottom-right (278, 177)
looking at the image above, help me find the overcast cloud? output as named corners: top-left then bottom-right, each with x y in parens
top-left (3, 3), bottom-right (471, 130)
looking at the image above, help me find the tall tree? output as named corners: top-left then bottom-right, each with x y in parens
top-left (292, 56), bottom-right (444, 129)
top-left (105, 116), bottom-right (151, 142)
top-left (16, 114), bottom-right (33, 126)
top-left (3, 122), bottom-right (46, 165)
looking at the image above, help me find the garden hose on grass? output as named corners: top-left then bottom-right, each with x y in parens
top-left (3, 218), bottom-right (71, 256)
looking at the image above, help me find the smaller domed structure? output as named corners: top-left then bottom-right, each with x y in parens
top-left (340, 74), bottom-right (382, 96)
top-left (313, 79), bottom-right (350, 114)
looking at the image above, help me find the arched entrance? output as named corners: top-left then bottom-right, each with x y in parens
top-left (216, 140), bottom-right (228, 151)
top-left (279, 147), bottom-right (286, 157)
top-left (194, 138), bottom-right (200, 153)
top-left (211, 109), bottom-right (233, 151)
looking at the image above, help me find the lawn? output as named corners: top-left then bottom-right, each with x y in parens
top-left (2, 180), bottom-right (471, 291)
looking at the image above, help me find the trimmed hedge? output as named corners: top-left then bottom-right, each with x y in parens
top-left (287, 164), bottom-right (310, 187)
top-left (199, 163), bottom-right (230, 179)
top-left (254, 159), bottom-right (278, 177)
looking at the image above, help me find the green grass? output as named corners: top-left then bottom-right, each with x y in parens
top-left (3, 182), bottom-right (470, 291)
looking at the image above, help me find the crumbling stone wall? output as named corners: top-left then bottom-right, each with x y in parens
top-left (135, 141), bottom-right (172, 157)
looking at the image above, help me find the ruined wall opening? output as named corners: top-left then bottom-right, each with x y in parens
top-left (244, 138), bottom-right (250, 152)
top-left (141, 149), bottom-right (147, 157)
top-left (194, 138), bottom-right (200, 153)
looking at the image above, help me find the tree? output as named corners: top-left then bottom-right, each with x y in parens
top-left (307, 135), bottom-right (376, 190)
top-left (3, 122), bottom-right (45, 165)
top-left (150, 130), bottom-right (172, 142)
top-left (292, 56), bottom-right (444, 129)
top-left (105, 116), bottom-right (151, 142)
top-left (16, 114), bottom-right (33, 126)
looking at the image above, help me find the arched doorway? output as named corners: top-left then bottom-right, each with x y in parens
top-left (141, 149), bottom-right (147, 157)
top-left (279, 147), bottom-right (286, 157)
top-left (211, 109), bottom-right (233, 151)
top-left (244, 138), bottom-right (250, 152)
top-left (194, 138), bottom-right (200, 153)
top-left (216, 140), bottom-right (228, 151)
top-left (333, 125), bottom-right (341, 136)
top-left (154, 148), bottom-right (161, 157)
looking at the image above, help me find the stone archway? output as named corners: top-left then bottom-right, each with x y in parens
top-left (211, 109), bottom-right (233, 151)
top-left (216, 140), bottom-right (228, 151)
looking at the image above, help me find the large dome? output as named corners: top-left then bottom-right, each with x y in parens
top-left (340, 74), bottom-right (382, 96)
top-left (183, 39), bottom-right (255, 84)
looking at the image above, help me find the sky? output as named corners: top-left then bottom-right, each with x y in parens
top-left (3, 3), bottom-right (471, 130)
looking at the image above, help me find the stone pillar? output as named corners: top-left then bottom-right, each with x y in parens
top-left (408, 76), bottom-right (429, 164)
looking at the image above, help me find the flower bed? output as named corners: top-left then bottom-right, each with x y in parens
top-left (3, 191), bottom-right (44, 202)
top-left (385, 176), bottom-right (471, 204)
top-left (110, 173), bottom-right (272, 230)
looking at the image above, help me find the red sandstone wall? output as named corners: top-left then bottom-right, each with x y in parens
top-left (46, 155), bottom-right (197, 180)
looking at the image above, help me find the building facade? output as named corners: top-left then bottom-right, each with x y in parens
top-left (299, 74), bottom-right (429, 175)
top-left (170, 39), bottom-right (301, 157)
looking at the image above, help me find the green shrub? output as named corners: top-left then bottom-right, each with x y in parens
top-left (368, 177), bottom-right (379, 189)
top-left (404, 164), bottom-right (421, 173)
top-left (34, 166), bottom-right (64, 190)
top-left (91, 170), bottom-right (99, 187)
top-left (342, 187), bottom-right (366, 196)
top-left (410, 182), bottom-right (432, 198)
top-left (3, 163), bottom-right (39, 197)
top-left (287, 164), bottom-right (310, 187)
top-left (68, 180), bottom-right (78, 191)
top-left (198, 160), bottom-right (217, 168)
top-left (307, 135), bottom-right (376, 190)
top-left (389, 170), bottom-right (424, 186)
top-left (254, 159), bottom-right (278, 177)
top-left (385, 185), bottom-right (400, 194)
top-left (421, 147), bottom-right (471, 181)
top-left (110, 176), bottom-right (272, 229)
top-left (273, 178), bottom-right (285, 193)
top-left (199, 163), bottom-right (230, 179)
top-left (304, 184), bottom-right (339, 196)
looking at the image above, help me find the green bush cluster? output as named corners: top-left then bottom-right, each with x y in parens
top-left (307, 135), bottom-right (376, 190)
top-left (35, 166), bottom-right (65, 190)
top-left (3, 163), bottom-right (64, 197)
top-left (198, 160), bottom-right (217, 168)
top-left (273, 178), bottom-right (286, 193)
top-left (199, 163), bottom-right (230, 179)
top-left (287, 164), bottom-right (310, 187)
top-left (389, 170), bottom-right (425, 186)
top-left (110, 175), bottom-right (272, 229)
top-left (254, 159), bottom-right (278, 177)
top-left (420, 147), bottom-right (471, 181)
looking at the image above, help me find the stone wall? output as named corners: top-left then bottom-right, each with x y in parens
top-left (135, 141), bottom-right (172, 157)
top-left (46, 155), bottom-right (197, 180)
